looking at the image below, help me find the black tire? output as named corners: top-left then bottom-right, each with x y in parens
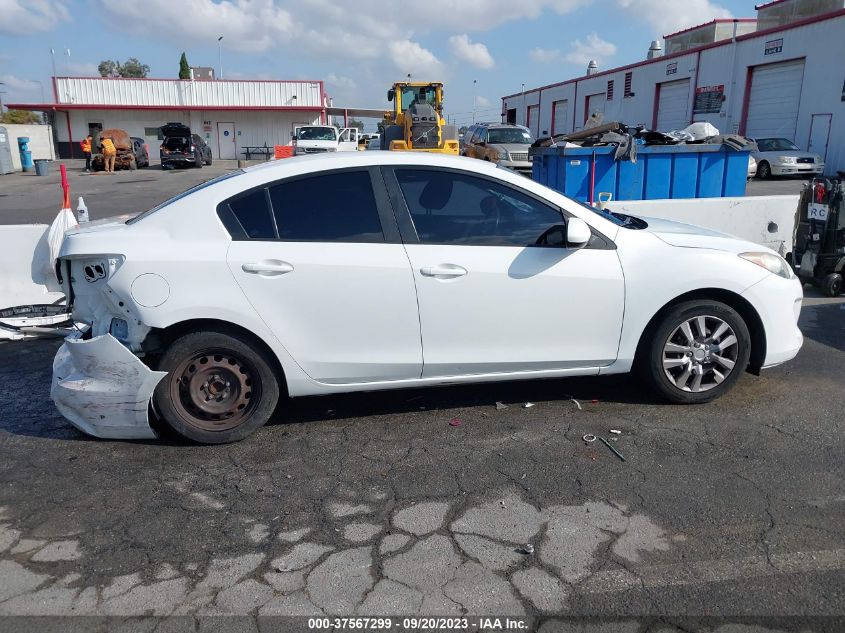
top-left (129, 156), bottom-right (137, 171)
top-left (640, 300), bottom-right (751, 404)
top-left (205, 153), bottom-right (212, 166)
top-left (195, 152), bottom-right (203, 168)
top-left (757, 161), bottom-right (771, 180)
top-left (153, 330), bottom-right (280, 444)
top-left (823, 272), bottom-right (843, 297)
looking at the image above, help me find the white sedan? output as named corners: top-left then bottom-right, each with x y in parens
top-left (52, 152), bottom-right (803, 443)
top-left (751, 137), bottom-right (825, 179)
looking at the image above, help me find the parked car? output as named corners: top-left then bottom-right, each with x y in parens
top-left (292, 125), bottom-right (360, 155)
top-left (747, 154), bottom-right (757, 180)
top-left (750, 137), bottom-right (824, 179)
top-left (160, 123), bottom-right (212, 169)
top-left (52, 152), bottom-right (803, 444)
top-left (131, 136), bottom-right (150, 169)
top-left (462, 122), bottom-right (534, 174)
top-left (91, 129), bottom-right (137, 171)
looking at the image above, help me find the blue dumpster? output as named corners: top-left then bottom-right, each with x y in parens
top-left (531, 143), bottom-right (749, 202)
top-left (17, 137), bottom-right (33, 172)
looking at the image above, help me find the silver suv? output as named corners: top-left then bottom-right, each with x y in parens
top-left (462, 123), bottom-right (533, 174)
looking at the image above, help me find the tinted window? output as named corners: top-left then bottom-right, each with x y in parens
top-left (269, 170), bottom-right (384, 242)
top-left (395, 169), bottom-right (563, 246)
top-left (229, 189), bottom-right (276, 239)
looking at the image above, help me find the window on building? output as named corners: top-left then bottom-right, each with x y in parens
top-left (607, 80), bottom-right (614, 101)
top-left (624, 72), bottom-right (634, 98)
top-left (269, 170), bottom-right (384, 242)
top-left (395, 169), bottom-right (563, 247)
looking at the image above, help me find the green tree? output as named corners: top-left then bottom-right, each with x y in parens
top-left (0, 109), bottom-right (41, 124)
top-left (98, 60), bottom-right (119, 77)
top-left (347, 118), bottom-right (365, 131)
top-left (98, 58), bottom-right (150, 78)
top-left (179, 52), bottom-right (190, 80)
top-left (120, 58), bottom-right (150, 78)
top-left (458, 126), bottom-right (469, 135)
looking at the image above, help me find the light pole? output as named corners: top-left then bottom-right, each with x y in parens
top-left (472, 79), bottom-right (477, 123)
top-left (521, 83), bottom-right (526, 126)
top-left (50, 48), bottom-right (57, 79)
top-left (0, 83), bottom-right (5, 113)
top-left (217, 36), bottom-right (224, 80)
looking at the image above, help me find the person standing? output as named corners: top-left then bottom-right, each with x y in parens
top-left (80, 135), bottom-right (93, 172)
top-left (101, 136), bottom-right (116, 173)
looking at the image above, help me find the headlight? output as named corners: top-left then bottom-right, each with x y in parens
top-left (739, 252), bottom-right (794, 279)
top-left (495, 149), bottom-right (510, 161)
top-left (776, 156), bottom-right (796, 164)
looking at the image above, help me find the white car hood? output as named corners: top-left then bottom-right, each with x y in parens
top-left (639, 216), bottom-right (771, 254)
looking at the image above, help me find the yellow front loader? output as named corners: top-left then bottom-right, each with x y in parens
top-left (381, 82), bottom-right (459, 154)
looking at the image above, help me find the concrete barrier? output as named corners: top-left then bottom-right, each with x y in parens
top-left (610, 195), bottom-right (799, 255)
top-left (3, 124), bottom-right (55, 172)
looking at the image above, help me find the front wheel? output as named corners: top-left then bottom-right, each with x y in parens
top-left (640, 300), bottom-right (751, 404)
top-left (153, 330), bottom-right (280, 443)
top-left (823, 272), bottom-right (843, 297)
top-left (757, 161), bottom-right (771, 179)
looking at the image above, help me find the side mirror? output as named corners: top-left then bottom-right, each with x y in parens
top-left (387, 89), bottom-right (395, 102)
top-left (566, 217), bottom-right (592, 248)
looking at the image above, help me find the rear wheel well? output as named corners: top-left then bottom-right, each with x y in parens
top-left (143, 318), bottom-right (288, 394)
top-left (634, 289), bottom-right (766, 374)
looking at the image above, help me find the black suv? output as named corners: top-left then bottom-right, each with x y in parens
top-left (160, 123), bottom-right (212, 169)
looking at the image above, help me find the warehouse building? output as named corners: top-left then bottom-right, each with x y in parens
top-left (502, 0), bottom-right (845, 175)
top-left (8, 77), bottom-right (326, 159)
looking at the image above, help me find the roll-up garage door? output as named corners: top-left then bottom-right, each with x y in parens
top-left (744, 59), bottom-right (805, 141)
top-left (656, 79), bottom-right (690, 131)
top-left (552, 100), bottom-right (569, 135)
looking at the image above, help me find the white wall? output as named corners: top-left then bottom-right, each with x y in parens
top-left (504, 12), bottom-right (845, 174)
top-left (2, 124), bottom-right (55, 171)
top-left (60, 109), bottom-right (321, 159)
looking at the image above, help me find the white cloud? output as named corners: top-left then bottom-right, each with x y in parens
top-left (616, 0), bottom-right (732, 36)
top-left (448, 34), bottom-right (494, 69)
top-left (326, 74), bottom-right (358, 91)
top-left (564, 33), bottom-right (617, 65)
top-left (0, 0), bottom-right (70, 35)
top-left (65, 62), bottom-right (99, 77)
top-left (476, 95), bottom-right (491, 108)
top-left (0, 74), bottom-right (44, 102)
top-left (388, 40), bottom-right (443, 77)
top-left (530, 33), bottom-right (616, 67)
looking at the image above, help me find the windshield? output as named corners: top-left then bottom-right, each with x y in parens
top-left (756, 138), bottom-right (799, 152)
top-left (296, 127), bottom-right (337, 141)
top-left (487, 128), bottom-right (533, 144)
top-left (400, 86), bottom-right (436, 111)
top-left (126, 170), bottom-right (243, 225)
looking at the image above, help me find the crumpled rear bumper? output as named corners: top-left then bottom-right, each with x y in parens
top-left (51, 333), bottom-right (167, 439)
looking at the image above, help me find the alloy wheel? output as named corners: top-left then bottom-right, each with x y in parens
top-left (662, 315), bottom-right (739, 393)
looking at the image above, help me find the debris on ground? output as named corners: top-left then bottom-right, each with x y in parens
top-left (523, 402), bottom-right (535, 408)
top-left (449, 418), bottom-right (462, 427)
top-left (521, 543), bottom-right (535, 555)
top-left (600, 437), bottom-right (626, 462)
top-left (495, 401), bottom-right (508, 410)
top-left (583, 434), bottom-right (597, 443)
top-left (610, 429), bottom-right (622, 435)
top-left (570, 397), bottom-right (583, 410)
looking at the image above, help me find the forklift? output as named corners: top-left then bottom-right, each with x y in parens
top-left (793, 178), bottom-right (845, 297)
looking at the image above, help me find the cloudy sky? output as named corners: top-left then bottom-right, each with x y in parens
top-left (1, 0), bottom-right (750, 128)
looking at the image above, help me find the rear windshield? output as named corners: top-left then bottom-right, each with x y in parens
top-left (126, 171), bottom-right (243, 225)
top-left (296, 127), bottom-right (337, 141)
top-left (163, 137), bottom-right (189, 149)
top-left (487, 128), bottom-right (533, 144)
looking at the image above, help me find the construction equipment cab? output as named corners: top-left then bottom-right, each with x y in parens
top-left (382, 82), bottom-right (459, 154)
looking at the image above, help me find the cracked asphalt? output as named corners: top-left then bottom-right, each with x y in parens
top-left (0, 291), bottom-right (842, 631)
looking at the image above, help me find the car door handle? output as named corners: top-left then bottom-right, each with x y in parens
top-left (420, 264), bottom-right (468, 279)
top-left (241, 261), bottom-right (294, 276)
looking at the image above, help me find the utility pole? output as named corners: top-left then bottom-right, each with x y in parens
top-left (217, 36), bottom-right (224, 80)
top-left (472, 79), bottom-right (477, 123)
top-left (521, 83), bottom-right (526, 126)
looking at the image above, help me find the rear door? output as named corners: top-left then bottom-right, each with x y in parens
top-left (224, 167), bottom-right (422, 383)
top-left (383, 166), bottom-right (625, 377)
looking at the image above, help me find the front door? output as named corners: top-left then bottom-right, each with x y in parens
top-left (384, 167), bottom-right (625, 378)
top-left (808, 114), bottom-right (832, 163)
top-left (338, 128), bottom-right (358, 151)
top-left (217, 122), bottom-right (236, 159)
top-left (225, 167), bottom-right (422, 384)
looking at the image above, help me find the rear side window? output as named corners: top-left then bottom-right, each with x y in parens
top-left (268, 170), bottom-right (384, 242)
top-left (228, 189), bottom-right (276, 239)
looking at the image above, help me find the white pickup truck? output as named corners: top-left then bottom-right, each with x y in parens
top-left (292, 126), bottom-right (360, 155)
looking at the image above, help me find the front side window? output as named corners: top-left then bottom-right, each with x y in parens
top-left (395, 169), bottom-right (563, 246)
top-left (269, 170), bottom-right (384, 242)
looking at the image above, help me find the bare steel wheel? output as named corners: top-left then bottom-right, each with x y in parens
top-left (171, 350), bottom-right (260, 432)
top-left (154, 330), bottom-right (280, 443)
top-left (641, 300), bottom-right (750, 404)
top-left (662, 315), bottom-right (739, 393)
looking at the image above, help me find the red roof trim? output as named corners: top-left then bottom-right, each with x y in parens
top-left (664, 18), bottom-right (757, 39)
top-left (501, 8), bottom-right (845, 100)
top-left (52, 75), bottom-right (323, 85)
top-left (6, 103), bottom-right (324, 112)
